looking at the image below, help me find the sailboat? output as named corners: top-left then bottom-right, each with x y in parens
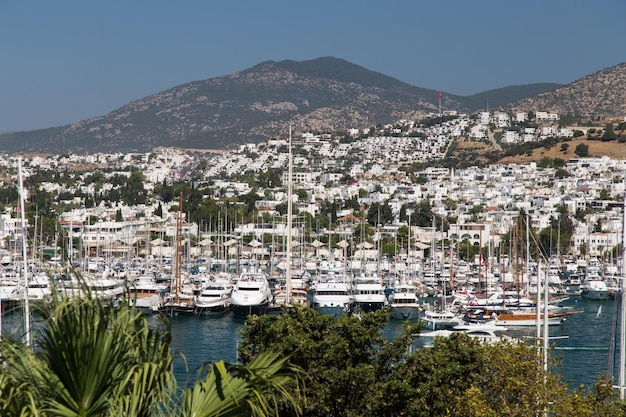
top-left (164, 194), bottom-right (195, 315)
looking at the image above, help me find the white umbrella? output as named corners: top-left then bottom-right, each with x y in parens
top-left (336, 239), bottom-right (349, 249)
top-left (310, 239), bottom-right (324, 248)
top-left (248, 239), bottom-right (263, 247)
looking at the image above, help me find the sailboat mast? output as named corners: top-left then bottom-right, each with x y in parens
top-left (618, 189), bottom-right (626, 399)
top-left (543, 260), bottom-right (549, 373)
top-left (285, 126), bottom-right (293, 306)
top-left (175, 193), bottom-right (183, 305)
top-left (18, 158), bottom-right (31, 347)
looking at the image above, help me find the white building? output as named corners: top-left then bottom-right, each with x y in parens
top-left (536, 111), bottom-right (559, 121)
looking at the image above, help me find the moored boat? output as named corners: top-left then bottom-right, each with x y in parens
top-left (420, 327), bottom-right (511, 346)
top-left (310, 276), bottom-right (353, 316)
top-left (195, 275), bottom-right (233, 316)
top-left (389, 281), bottom-right (421, 320)
top-left (128, 276), bottom-right (169, 312)
top-left (420, 308), bottom-right (462, 330)
top-left (230, 270), bottom-right (272, 317)
top-left (580, 279), bottom-right (612, 300)
top-left (464, 305), bottom-right (571, 327)
top-left (352, 273), bottom-right (386, 313)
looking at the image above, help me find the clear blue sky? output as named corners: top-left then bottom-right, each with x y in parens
top-left (1, 0), bottom-right (624, 133)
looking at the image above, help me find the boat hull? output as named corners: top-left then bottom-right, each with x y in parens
top-left (353, 300), bottom-right (385, 313)
top-left (390, 305), bottom-right (421, 320)
top-left (195, 302), bottom-right (231, 316)
top-left (494, 314), bottom-right (565, 327)
top-left (580, 289), bottom-right (610, 300)
top-left (230, 302), bottom-right (270, 317)
top-left (313, 304), bottom-right (351, 317)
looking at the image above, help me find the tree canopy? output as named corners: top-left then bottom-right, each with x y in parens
top-left (239, 307), bottom-right (626, 417)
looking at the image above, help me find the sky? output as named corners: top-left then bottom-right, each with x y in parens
top-left (1, 0), bottom-right (625, 133)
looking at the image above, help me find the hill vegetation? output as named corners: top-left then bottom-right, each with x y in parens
top-left (0, 57), bottom-right (562, 154)
top-left (507, 62), bottom-right (626, 119)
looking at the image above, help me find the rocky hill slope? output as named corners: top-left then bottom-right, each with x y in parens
top-left (4, 57), bottom-right (624, 154)
top-left (505, 63), bottom-right (626, 118)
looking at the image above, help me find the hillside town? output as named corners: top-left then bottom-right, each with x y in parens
top-left (1, 110), bottom-right (625, 271)
top-left (3, 104), bottom-right (626, 410)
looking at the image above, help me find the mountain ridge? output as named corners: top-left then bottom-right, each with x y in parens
top-left (2, 57), bottom-right (622, 155)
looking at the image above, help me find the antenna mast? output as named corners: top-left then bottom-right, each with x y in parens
top-left (438, 92), bottom-right (442, 116)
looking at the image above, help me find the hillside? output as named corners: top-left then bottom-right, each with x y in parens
top-left (498, 138), bottom-right (626, 164)
top-left (0, 57), bottom-right (561, 154)
top-left (506, 63), bottom-right (626, 118)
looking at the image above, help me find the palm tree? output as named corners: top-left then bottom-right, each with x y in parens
top-left (0, 288), bottom-right (175, 417)
top-left (0, 277), bottom-right (303, 417)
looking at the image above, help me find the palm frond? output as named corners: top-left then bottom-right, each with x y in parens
top-left (179, 351), bottom-right (304, 417)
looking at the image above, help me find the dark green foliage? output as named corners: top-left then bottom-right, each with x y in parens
top-left (239, 307), bottom-right (626, 417)
top-left (0, 288), bottom-right (175, 416)
top-left (575, 143), bottom-right (589, 157)
top-left (239, 190), bottom-right (262, 215)
top-left (239, 308), bottom-right (421, 417)
top-left (408, 200), bottom-right (434, 227)
top-left (417, 115), bottom-right (459, 128)
top-left (366, 201), bottom-right (394, 226)
top-left (555, 168), bottom-right (569, 178)
top-left (602, 123), bottom-right (617, 141)
top-left (342, 195), bottom-right (361, 211)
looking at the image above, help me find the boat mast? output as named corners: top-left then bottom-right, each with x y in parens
top-left (174, 193), bottom-right (183, 309)
top-left (285, 126), bottom-right (293, 306)
top-left (537, 259), bottom-right (550, 374)
top-left (18, 158), bottom-right (31, 348)
top-left (618, 189), bottom-right (626, 399)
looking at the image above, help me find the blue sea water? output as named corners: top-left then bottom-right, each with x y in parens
top-left (0, 296), bottom-right (620, 390)
top-left (543, 296), bottom-right (618, 388)
top-left (167, 314), bottom-right (245, 383)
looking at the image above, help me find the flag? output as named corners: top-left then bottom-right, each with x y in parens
top-left (438, 92), bottom-right (442, 100)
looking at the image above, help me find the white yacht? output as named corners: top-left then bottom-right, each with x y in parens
top-left (230, 270), bottom-right (272, 317)
top-left (311, 274), bottom-right (353, 316)
top-left (420, 308), bottom-right (462, 330)
top-left (581, 279), bottom-right (611, 300)
top-left (55, 275), bottom-right (126, 307)
top-left (195, 275), bottom-right (233, 316)
top-left (389, 281), bottom-right (421, 320)
top-left (352, 273), bottom-right (386, 313)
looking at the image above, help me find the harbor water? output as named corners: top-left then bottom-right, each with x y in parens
top-left (0, 295), bottom-right (621, 390)
top-left (141, 295), bottom-right (626, 389)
